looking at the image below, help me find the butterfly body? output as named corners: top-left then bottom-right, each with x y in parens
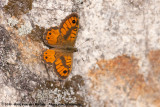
top-left (43, 13), bottom-right (79, 79)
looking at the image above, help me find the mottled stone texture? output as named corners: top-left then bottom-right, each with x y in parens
top-left (0, 0), bottom-right (160, 107)
top-left (4, 0), bottom-right (33, 18)
top-left (88, 55), bottom-right (160, 106)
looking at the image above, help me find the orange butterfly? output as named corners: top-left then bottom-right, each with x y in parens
top-left (43, 13), bottom-right (79, 79)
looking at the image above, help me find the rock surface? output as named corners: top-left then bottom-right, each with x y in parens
top-left (0, 0), bottom-right (160, 107)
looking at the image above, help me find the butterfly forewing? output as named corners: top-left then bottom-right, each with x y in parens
top-left (59, 13), bottom-right (79, 46)
top-left (54, 53), bottom-right (73, 79)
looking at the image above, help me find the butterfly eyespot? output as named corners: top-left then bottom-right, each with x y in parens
top-left (63, 70), bottom-right (67, 74)
top-left (49, 33), bottom-right (51, 35)
top-left (48, 37), bottom-right (50, 39)
top-left (72, 20), bottom-right (76, 23)
top-left (45, 56), bottom-right (48, 59)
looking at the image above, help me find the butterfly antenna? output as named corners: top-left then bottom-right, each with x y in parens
top-left (75, 38), bottom-right (93, 61)
top-left (76, 38), bottom-right (91, 48)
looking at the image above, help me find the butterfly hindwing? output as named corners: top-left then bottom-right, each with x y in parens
top-left (43, 26), bottom-right (62, 47)
top-left (43, 49), bottom-right (73, 79)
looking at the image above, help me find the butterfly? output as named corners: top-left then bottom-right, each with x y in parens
top-left (43, 13), bottom-right (79, 79)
